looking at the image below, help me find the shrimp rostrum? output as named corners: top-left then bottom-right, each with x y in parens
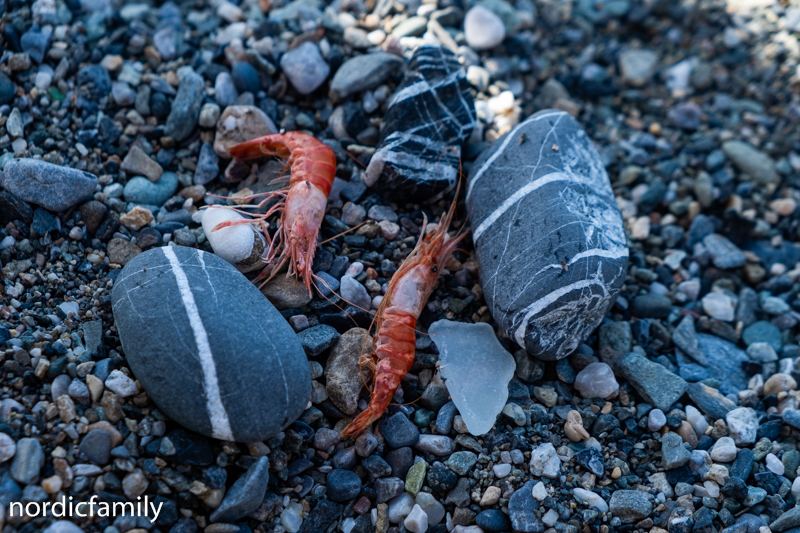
top-left (208, 132), bottom-right (336, 294)
top-left (340, 195), bottom-right (467, 438)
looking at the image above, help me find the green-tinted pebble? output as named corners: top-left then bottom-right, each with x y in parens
top-left (752, 438), bottom-right (772, 461)
top-left (406, 461), bottom-right (426, 497)
top-left (783, 450), bottom-right (800, 480)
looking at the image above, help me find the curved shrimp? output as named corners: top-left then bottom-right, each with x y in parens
top-left (208, 132), bottom-right (336, 294)
top-left (340, 193), bottom-right (468, 438)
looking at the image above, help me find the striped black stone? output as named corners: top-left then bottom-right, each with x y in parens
top-left (365, 46), bottom-right (476, 202)
top-left (111, 246), bottom-right (310, 442)
top-left (467, 110), bottom-right (629, 361)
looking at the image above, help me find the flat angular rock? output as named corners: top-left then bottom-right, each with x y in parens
top-left (697, 334), bottom-right (749, 394)
top-left (429, 320), bottom-right (516, 436)
top-left (702, 234), bottom-right (745, 269)
top-left (4, 158), bottom-right (98, 212)
top-left (687, 382), bottom-right (737, 420)
top-left (210, 456), bottom-right (269, 522)
top-left (609, 490), bottom-right (653, 524)
top-left (112, 246), bottom-right (310, 442)
top-left (617, 353), bottom-right (687, 411)
top-left (164, 71), bottom-right (206, 142)
top-left (468, 110), bottom-right (629, 360)
top-left (508, 481), bottom-right (544, 532)
top-left (722, 140), bottom-right (779, 185)
top-left (672, 315), bottom-right (706, 364)
top-left (330, 52), bottom-right (403, 99)
top-left (366, 46), bottom-right (475, 202)
top-left (325, 328), bottom-right (372, 415)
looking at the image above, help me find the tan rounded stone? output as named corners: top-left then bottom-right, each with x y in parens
top-left (213, 105), bottom-right (278, 158)
top-left (564, 410), bottom-right (590, 442)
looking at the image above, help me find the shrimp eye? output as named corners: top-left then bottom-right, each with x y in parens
top-left (431, 265), bottom-right (438, 273)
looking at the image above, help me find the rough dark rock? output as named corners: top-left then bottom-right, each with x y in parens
top-left (617, 354), bottom-right (688, 411)
top-left (365, 46), bottom-right (475, 202)
top-left (210, 457), bottom-right (269, 523)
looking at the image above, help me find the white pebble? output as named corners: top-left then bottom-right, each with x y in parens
top-left (574, 362), bottom-right (619, 399)
top-left (493, 463), bottom-right (512, 478)
top-left (703, 480), bottom-right (720, 498)
top-left (341, 518), bottom-right (355, 533)
top-left (766, 453), bottom-right (785, 475)
top-left (573, 487), bottom-right (608, 512)
top-left (104, 370), bottom-right (139, 398)
top-left (531, 481), bottom-right (547, 501)
top-left (542, 509), bottom-right (559, 527)
top-left (463, 6), bottom-right (506, 50)
top-left (648, 409), bottom-right (666, 431)
top-left (388, 493), bottom-right (415, 524)
top-left (685, 405), bottom-right (709, 436)
top-left (0, 433), bottom-right (16, 463)
top-left (280, 502), bottom-right (303, 533)
top-left (201, 208), bottom-right (265, 273)
top-left (404, 504), bottom-right (428, 533)
top-left (415, 492), bottom-right (445, 525)
top-left (792, 477), bottom-right (800, 501)
top-left (345, 262), bottom-right (364, 277)
top-left (709, 437), bottom-right (738, 462)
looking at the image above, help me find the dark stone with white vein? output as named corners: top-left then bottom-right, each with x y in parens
top-left (111, 246), bottom-right (310, 442)
top-left (365, 46), bottom-right (476, 202)
top-left (467, 110), bottom-right (628, 361)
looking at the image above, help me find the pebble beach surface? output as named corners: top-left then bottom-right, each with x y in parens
top-left (3, 0), bottom-right (800, 533)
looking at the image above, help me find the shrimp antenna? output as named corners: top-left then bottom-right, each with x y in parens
top-left (318, 220), bottom-right (368, 245)
top-left (345, 151), bottom-right (368, 169)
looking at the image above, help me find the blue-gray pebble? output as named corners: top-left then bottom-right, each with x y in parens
top-left (3, 158), bottom-right (98, 212)
top-left (123, 172), bottom-right (179, 206)
top-left (165, 71), bottom-right (205, 142)
top-left (111, 246), bottom-right (311, 442)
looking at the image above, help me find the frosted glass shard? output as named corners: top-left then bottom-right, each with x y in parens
top-left (429, 320), bottom-right (516, 436)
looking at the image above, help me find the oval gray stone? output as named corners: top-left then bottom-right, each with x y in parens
top-left (467, 110), bottom-right (628, 360)
top-left (3, 158), bottom-right (98, 212)
top-left (111, 246), bottom-right (310, 442)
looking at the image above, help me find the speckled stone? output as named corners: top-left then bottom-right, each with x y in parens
top-left (111, 246), bottom-right (310, 442)
top-left (4, 158), bottom-right (98, 212)
top-left (468, 110), bottom-right (629, 360)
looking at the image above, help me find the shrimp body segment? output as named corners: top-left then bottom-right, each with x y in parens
top-left (210, 132), bottom-right (336, 294)
top-left (340, 202), bottom-right (467, 438)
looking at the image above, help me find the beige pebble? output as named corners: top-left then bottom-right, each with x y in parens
top-left (676, 421), bottom-right (698, 448)
top-left (100, 55), bottom-right (123, 71)
top-left (120, 206), bottom-right (154, 231)
top-left (770, 198), bottom-right (797, 216)
top-left (479, 486), bottom-right (502, 506)
top-left (86, 374), bottom-right (105, 403)
top-left (42, 475), bottom-right (63, 494)
top-left (764, 373), bottom-right (797, 395)
top-left (631, 216), bottom-right (650, 240)
top-left (564, 410), bottom-right (590, 442)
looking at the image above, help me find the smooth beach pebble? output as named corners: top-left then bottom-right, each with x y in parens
top-left (111, 246), bottom-right (310, 442)
top-left (468, 109), bottom-right (629, 360)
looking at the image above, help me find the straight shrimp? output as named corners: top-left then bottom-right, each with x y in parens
top-left (208, 132), bottom-right (336, 294)
top-left (340, 193), bottom-right (467, 438)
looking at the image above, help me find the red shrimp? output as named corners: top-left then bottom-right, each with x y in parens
top-left (209, 132), bottom-right (336, 294)
top-left (340, 194), bottom-right (467, 438)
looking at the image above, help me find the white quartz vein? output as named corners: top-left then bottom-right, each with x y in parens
top-left (513, 263), bottom-right (609, 347)
top-left (467, 110), bottom-right (567, 200)
top-left (163, 247), bottom-right (234, 441)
